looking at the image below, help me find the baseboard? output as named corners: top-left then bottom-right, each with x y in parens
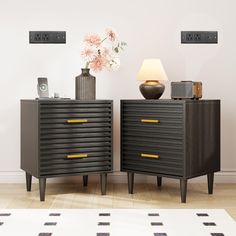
top-left (0, 170), bottom-right (236, 184)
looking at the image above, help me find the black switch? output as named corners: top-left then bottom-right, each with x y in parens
top-left (29, 31), bottom-right (66, 44)
top-left (181, 31), bottom-right (218, 44)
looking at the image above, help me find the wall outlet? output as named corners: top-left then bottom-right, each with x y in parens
top-left (181, 31), bottom-right (218, 44)
top-left (29, 31), bottom-right (66, 44)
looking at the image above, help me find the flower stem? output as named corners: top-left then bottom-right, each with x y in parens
top-left (96, 37), bottom-right (107, 48)
top-left (101, 37), bottom-right (107, 43)
top-left (85, 61), bottom-right (90, 68)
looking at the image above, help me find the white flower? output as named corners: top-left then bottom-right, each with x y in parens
top-left (107, 57), bottom-right (121, 71)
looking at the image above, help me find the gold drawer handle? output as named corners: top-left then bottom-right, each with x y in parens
top-left (141, 153), bottom-right (160, 159)
top-left (67, 119), bottom-right (88, 123)
top-left (141, 119), bottom-right (160, 123)
top-left (67, 154), bottom-right (88, 159)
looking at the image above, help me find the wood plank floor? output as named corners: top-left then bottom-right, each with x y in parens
top-left (0, 183), bottom-right (235, 221)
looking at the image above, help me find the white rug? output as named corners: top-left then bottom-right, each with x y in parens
top-left (0, 209), bottom-right (235, 236)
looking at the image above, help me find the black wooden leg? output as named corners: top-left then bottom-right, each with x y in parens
top-left (100, 173), bottom-right (107, 195)
top-left (83, 175), bottom-right (88, 187)
top-left (39, 178), bottom-right (46, 201)
top-left (180, 178), bottom-right (187, 203)
top-left (26, 172), bottom-right (32, 192)
top-left (128, 172), bottom-right (134, 194)
top-left (207, 172), bottom-right (214, 194)
top-left (157, 176), bottom-right (162, 187)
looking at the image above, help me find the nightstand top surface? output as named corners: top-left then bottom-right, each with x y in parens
top-left (121, 99), bottom-right (220, 103)
top-left (21, 99), bottom-right (113, 103)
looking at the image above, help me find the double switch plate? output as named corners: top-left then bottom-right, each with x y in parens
top-left (29, 31), bottom-right (66, 44)
top-left (181, 31), bottom-right (218, 44)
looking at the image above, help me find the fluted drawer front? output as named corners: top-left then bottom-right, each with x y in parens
top-left (40, 148), bottom-right (112, 176)
top-left (39, 143), bottom-right (112, 176)
top-left (122, 146), bottom-right (183, 176)
top-left (121, 101), bottom-right (184, 138)
top-left (38, 101), bottom-right (112, 176)
top-left (40, 102), bottom-right (112, 140)
top-left (122, 140), bottom-right (183, 176)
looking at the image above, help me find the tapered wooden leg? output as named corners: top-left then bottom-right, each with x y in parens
top-left (180, 178), bottom-right (187, 203)
top-left (26, 172), bottom-right (32, 192)
top-left (128, 172), bottom-right (134, 194)
top-left (39, 178), bottom-right (46, 201)
top-left (83, 175), bottom-right (88, 187)
top-left (207, 172), bottom-right (214, 194)
top-left (100, 173), bottom-right (107, 195)
top-left (157, 176), bottom-right (162, 187)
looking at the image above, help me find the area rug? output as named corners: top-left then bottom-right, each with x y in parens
top-left (0, 209), bottom-right (235, 236)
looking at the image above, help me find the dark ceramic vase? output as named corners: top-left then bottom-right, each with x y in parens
top-left (75, 68), bottom-right (96, 100)
top-left (139, 80), bottom-right (165, 99)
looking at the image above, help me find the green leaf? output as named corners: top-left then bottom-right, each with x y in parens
top-left (114, 47), bottom-right (119, 53)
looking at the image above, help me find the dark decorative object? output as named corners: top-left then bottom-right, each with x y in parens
top-left (171, 81), bottom-right (202, 100)
top-left (120, 99), bottom-right (220, 203)
top-left (139, 80), bottom-right (165, 99)
top-left (75, 68), bottom-right (96, 100)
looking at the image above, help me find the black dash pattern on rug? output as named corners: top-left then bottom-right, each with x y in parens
top-left (49, 213), bottom-right (61, 216)
top-left (197, 213), bottom-right (209, 217)
top-left (44, 222), bottom-right (57, 226)
top-left (203, 222), bottom-right (216, 226)
top-left (154, 233), bottom-right (167, 236)
top-left (148, 213), bottom-right (160, 216)
top-left (98, 222), bottom-right (110, 226)
top-left (0, 213), bottom-right (11, 217)
top-left (38, 233), bottom-right (52, 236)
top-left (96, 233), bottom-right (110, 236)
top-left (211, 234), bottom-right (225, 236)
top-left (99, 213), bottom-right (110, 217)
top-left (151, 222), bottom-right (163, 226)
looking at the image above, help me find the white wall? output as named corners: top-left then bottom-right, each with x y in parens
top-left (0, 0), bottom-right (236, 182)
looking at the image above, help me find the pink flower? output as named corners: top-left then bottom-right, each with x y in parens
top-left (84, 33), bottom-right (101, 46)
top-left (81, 48), bottom-right (96, 61)
top-left (101, 47), bottom-right (112, 58)
top-left (90, 56), bottom-right (107, 72)
top-left (106, 28), bottom-right (117, 42)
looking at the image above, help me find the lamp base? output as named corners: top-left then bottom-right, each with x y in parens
top-left (139, 80), bottom-right (165, 99)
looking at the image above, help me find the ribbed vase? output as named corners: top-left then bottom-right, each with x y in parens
top-left (75, 68), bottom-right (96, 100)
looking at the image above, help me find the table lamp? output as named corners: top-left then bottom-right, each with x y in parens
top-left (137, 59), bottom-right (168, 99)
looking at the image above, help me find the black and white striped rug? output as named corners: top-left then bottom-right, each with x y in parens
top-left (0, 209), bottom-right (235, 236)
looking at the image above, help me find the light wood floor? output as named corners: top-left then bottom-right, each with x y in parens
top-left (0, 182), bottom-right (235, 220)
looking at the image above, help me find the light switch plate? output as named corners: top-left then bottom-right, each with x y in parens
top-left (29, 31), bottom-right (66, 44)
top-left (181, 31), bottom-right (218, 44)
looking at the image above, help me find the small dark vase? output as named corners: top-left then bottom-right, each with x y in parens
top-left (75, 68), bottom-right (96, 100)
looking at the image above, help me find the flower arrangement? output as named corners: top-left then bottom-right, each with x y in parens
top-left (81, 29), bottom-right (127, 72)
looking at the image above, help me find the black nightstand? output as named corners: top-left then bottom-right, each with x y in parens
top-left (21, 99), bottom-right (113, 201)
top-left (120, 99), bottom-right (220, 203)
